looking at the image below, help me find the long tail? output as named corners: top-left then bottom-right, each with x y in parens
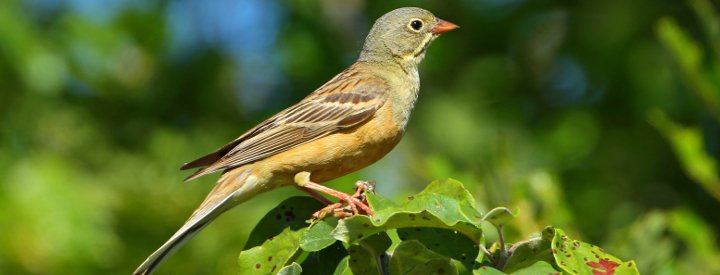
top-left (133, 168), bottom-right (259, 275)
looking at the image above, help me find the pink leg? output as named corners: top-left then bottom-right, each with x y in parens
top-left (294, 172), bottom-right (375, 219)
top-left (296, 186), bottom-right (333, 205)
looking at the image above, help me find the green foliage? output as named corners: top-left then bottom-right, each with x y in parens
top-left (239, 180), bottom-right (638, 274)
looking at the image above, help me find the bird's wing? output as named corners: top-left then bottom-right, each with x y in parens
top-left (182, 72), bottom-right (388, 181)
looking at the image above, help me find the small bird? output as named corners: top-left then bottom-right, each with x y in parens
top-left (134, 7), bottom-right (457, 274)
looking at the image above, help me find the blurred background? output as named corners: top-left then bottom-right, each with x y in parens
top-left (1, 0), bottom-right (720, 274)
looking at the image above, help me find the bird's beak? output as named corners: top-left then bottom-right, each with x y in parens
top-left (430, 19), bottom-right (459, 34)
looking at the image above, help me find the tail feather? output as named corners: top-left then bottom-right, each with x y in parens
top-left (134, 168), bottom-right (258, 275)
top-left (133, 194), bottom-right (233, 275)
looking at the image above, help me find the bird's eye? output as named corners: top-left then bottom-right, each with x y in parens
top-left (409, 20), bottom-right (423, 31)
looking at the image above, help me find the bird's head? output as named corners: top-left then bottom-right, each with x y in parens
top-left (360, 7), bottom-right (458, 67)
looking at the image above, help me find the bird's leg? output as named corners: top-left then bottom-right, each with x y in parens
top-left (295, 186), bottom-right (334, 205)
top-left (294, 172), bottom-right (375, 219)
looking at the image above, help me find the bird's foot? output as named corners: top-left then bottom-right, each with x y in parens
top-left (293, 172), bottom-right (375, 219)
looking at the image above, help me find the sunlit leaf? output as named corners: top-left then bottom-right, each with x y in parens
top-left (238, 228), bottom-right (304, 274)
top-left (277, 262), bottom-right (302, 275)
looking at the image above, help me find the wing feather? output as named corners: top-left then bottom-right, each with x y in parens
top-left (183, 69), bottom-right (388, 181)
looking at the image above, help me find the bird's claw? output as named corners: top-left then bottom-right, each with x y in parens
top-left (310, 180), bottom-right (376, 219)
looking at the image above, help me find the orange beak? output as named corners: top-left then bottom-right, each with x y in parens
top-left (430, 19), bottom-right (459, 34)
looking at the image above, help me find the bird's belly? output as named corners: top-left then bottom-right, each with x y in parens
top-left (258, 111), bottom-right (403, 185)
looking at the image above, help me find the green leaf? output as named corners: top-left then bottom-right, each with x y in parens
top-left (348, 232), bottom-right (392, 274)
top-left (333, 256), bottom-right (352, 275)
top-left (389, 240), bottom-right (458, 275)
top-left (551, 228), bottom-right (639, 275)
top-left (277, 262), bottom-right (302, 275)
top-left (482, 207), bottom-right (515, 229)
top-left (244, 196), bottom-right (324, 249)
top-left (239, 227), bottom-right (304, 274)
top-left (503, 235), bottom-right (553, 273)
top-left (510, 261), bottom-right (557, 274)
top-left (301, 241), bottom-right (348, 275)
top-left (346, 232), bottom-right (392, 275)
top-left (473, 266), bottom-right (506, 274)
top-left (329, 179), bottom-right (484, 247)
top-left (398, 227), bottom-right (479, 271)
top-left (300, 218), bottom-right (339, 251)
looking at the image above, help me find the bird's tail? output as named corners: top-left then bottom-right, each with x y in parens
top-left (133, 168), bottom-right (261, 275)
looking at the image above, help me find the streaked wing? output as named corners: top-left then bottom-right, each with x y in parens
top-left (183, 71), bottom-right (388, 181)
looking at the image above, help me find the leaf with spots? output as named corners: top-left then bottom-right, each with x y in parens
top-left (389, 240), bottom-right (458, 275)
top-left (244, 196), bottom-right (324, 249)
top-left (239, 227), bottom-right (304, 274)
top-left (277, 262), bottom-right (302, 275)
top-left (550, 228), bottom-right (639, 275)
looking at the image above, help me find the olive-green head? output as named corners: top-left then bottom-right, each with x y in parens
top-left (359, 7), bottom-right (458, 66)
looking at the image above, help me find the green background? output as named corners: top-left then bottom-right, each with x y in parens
top-left (1, 0), bottom-right (719, 274)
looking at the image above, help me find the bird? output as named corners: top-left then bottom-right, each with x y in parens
top-left (134, 7), bottom-right (458, 274)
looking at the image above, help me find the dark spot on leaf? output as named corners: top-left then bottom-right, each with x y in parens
top-left (421, 216), bottom-right (431, 221)
top-left (363, 223), bottom-right (369, 228)
top-left (375, 218), bottom-right (381, 223)
top-left (271, 265), bottom-right (277, 272)
top-left (284, 210), bottom-right (296, 221)
top-left (572, 270), bottom-right (577, 274)
top-left (561, 261), bottom-right (566, 266)
top-left (409, 214), bottom-right (416, 220)
top-left (255, 264), bottom-right (261, 269)
top-left (561, 236), bottom-right (568, 241)
top-left (267, 256), bottom-right (272, 261)
top-left (407, 195), bottom-right (415, 200)
top-left (628, 262), bottom-right (633, 267)
top-left (552, 249), bottom-right (557, 254)
top-left (566, 254), bottom-right (571, 258)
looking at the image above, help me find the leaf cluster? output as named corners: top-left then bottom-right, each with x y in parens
top-left (239, 180), bottom-right (639, 274)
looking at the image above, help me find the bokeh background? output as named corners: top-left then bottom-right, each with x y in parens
top-left (2, 0), bottom-right (720, 274)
